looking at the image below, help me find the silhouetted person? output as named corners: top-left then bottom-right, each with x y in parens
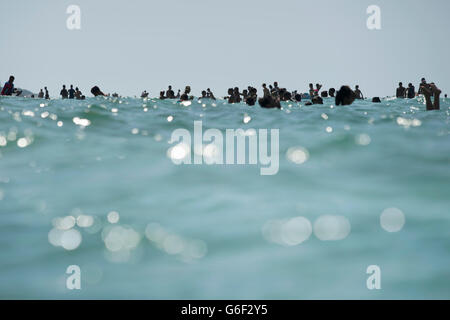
top-left (199, 90), bottom-right (207, 100)
top-left (336, 86), bottom-right (356, 106)
top-left (258, 95), bottom-right (281, 109)
top-left (328, 88), bottom-right (336, 98)
top-left (1, 76), bottom-right (15, 96)
top-left (44, 87), bottom-right (50, 99)
top-left (207, 88), bottom-right (216, 100)
top-left (141, 90), bottom-right (149, 98)
top-left (320, 91), bottom-right (328, 98)
top-left (166, 86), bottom-right (175, 99)
top-left (407, 83), bottom-right (415, 99)
top-left (354, 85), bottom-right (364, 99)
top-left (372, 97), bottom-right (381, 103)
top-left (91, 86), bottom-right (106, 96)
top-left (159, 91), bottom-right (166, 99)
top-left (417, 78), bottom-right (427, 95)
top-left (312, 96), bottom-right (323, 104)
top-left (75, 87), bottom-right (82, 99)
top-left (180, 86), bottom-right (192, 101)
top-left (262, 83), bottom-right (270, 97)
top-left (60, 85), bottom-right (68, 99)
top-left (396, 82), bottom-right (406, 98)
top-left (68, 85), bottom-right (75, 99)
top-left (421, 82), bottom-right (441, 111)
top-left (38, 89), bottom-right (44, 98)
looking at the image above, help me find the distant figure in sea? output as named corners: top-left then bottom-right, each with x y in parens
top-left (60, 85), bottom-right (68, 99)
top-left (315, 84), bottom-right (322, 96)
top-left (335, 85), bottom-right (356, 106)
top-left (421, 82), bottom-right (441, 111)
top-left (38, 89), bottom-right (44, 99)
top-left (328, 88), bottom-right (336, 98)
top-left (199, 91), bottom-right (207, 100)
top-left (207, 88), bottom-right (216, 100)
top-left (176, 89), bottom-right (181, 99)
top-left (321, 91), bottom-right (328, 98)
top-left (68, 85), bottom-right (75, 99)
top-left (308, 83), bottom-right (315, 97)
top-left (259, 95), bottom-right (281, 109)
top-left (44, 87), bottom-right (50, 99)
top-left (91, 86), bottom-right (107, 97)
top-left (180, 86), bottom-right (193, 101)
top-left (354, 85), bottom-right (364, 99)
top-left (262, 84), bottom-right (270, 98)
top-left (1, 76), bottom-right (15, 96)
top-left (166, 86), bottom-right (175, 99)
top-left (372, 97), bottom-right (381, 103)
top-left (407, 83), bottom-right (415, 99)
top-left (396, 82), bottom-right (406, 98)
top-left (417, 78), bottom-right (429, 96)
top-left (75, 87), bottom-right (82, 99)
top-left (159, 91), bottom-right (166, 99)
top-left (312, 95), bottom-right (324, 104)
top-left (141, 90), bottom-right (149, 98)
top-left (272, 82), bottom-right (280, 96)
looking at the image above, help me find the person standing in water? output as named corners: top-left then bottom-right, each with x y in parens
top-left (38, 89), bottom-right (44, 98)
top-left (166, 86), bottom-right (175, 99)
top-left (354, 85), bottom-right (364, 99)
top-left (68, 85), bottom-right (76, 99)
top-left (407, 83), bottom-right (415, 99)
top-left (1, 76), bottom-right (15, 96)
top-left (396, 82), bottom-right (406, 98)
top-left (262, 83), bottom-right (270, 98)
top-left (75, 87), bottom-right (82, 99)
top-left (60, 85), bottom-right (68, 99)
top-left (44, 87), bottom-right (50, 99)
top-left (207, 88), bottom-right (216, 100)
top-left (421, 82), bottom-right (441, 111)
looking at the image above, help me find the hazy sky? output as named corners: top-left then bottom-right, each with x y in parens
top-left (1, 0), bottom-right (449, 98)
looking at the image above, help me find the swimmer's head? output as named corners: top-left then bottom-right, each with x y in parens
top-left (336, 85), bottom-right (356, 106)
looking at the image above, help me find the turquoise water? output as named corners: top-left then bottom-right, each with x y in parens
top-left (0, 95), bottom-right (449, 299)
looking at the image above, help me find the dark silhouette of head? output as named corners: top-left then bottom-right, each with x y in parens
top-left (328, 88), bottom-right (336, 97)
top-left (335, 86), bottom-right (356, 106)
top-left (372, 97), bottom-right (381, 103)
top-left (258, 96), bottom-right (281, 109)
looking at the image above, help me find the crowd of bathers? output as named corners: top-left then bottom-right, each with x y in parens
top-left (1, 75), bottom-right (445, 111)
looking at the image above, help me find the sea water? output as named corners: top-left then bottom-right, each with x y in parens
top-left (0, 95), bottom-right (449, 299)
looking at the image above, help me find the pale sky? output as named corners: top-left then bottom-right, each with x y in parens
top-left (1, 0), bottom-right (449, 98)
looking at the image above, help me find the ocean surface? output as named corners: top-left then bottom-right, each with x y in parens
top-left (0, 95), bottom-right (449, 299)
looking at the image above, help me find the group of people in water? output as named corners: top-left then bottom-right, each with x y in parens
top-left (0, 75), bottom-right (445, 111)
top-left (58, 85), bottom-right (86, 100)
